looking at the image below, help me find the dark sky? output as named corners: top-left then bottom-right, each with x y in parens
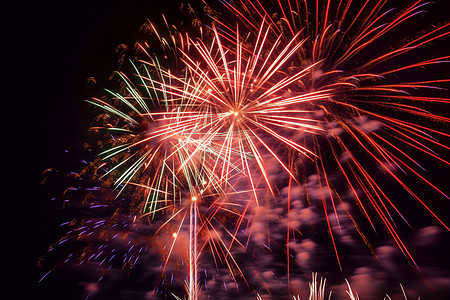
top-left (3, 0), bottom-right (450, 299)
top-left (3, 1), bottom-right (180, 299)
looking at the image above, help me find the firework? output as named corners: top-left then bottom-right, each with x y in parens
top-left (41, 0), bottom-right (450, 299)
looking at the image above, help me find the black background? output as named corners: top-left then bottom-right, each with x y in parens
top-left (3, 0), bottom-right (450, 299)
top-left (3, 1), bottom-right (182, 299)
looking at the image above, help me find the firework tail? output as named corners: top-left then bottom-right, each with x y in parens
top-left (188, 196), bottom-right (199, 300)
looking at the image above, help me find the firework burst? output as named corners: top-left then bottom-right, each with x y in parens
top-left (40, 0), bottom-right (450, 299)
top-left (83, 18), bottom-right (335, 295)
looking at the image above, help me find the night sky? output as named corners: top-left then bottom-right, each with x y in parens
top-left (4, 0), bottom-right (450, 299)
top-left (5, 1), bottom-right (174, 298)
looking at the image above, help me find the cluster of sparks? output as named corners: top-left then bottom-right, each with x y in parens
top-left (43, 0), bottom-right (449, 298)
